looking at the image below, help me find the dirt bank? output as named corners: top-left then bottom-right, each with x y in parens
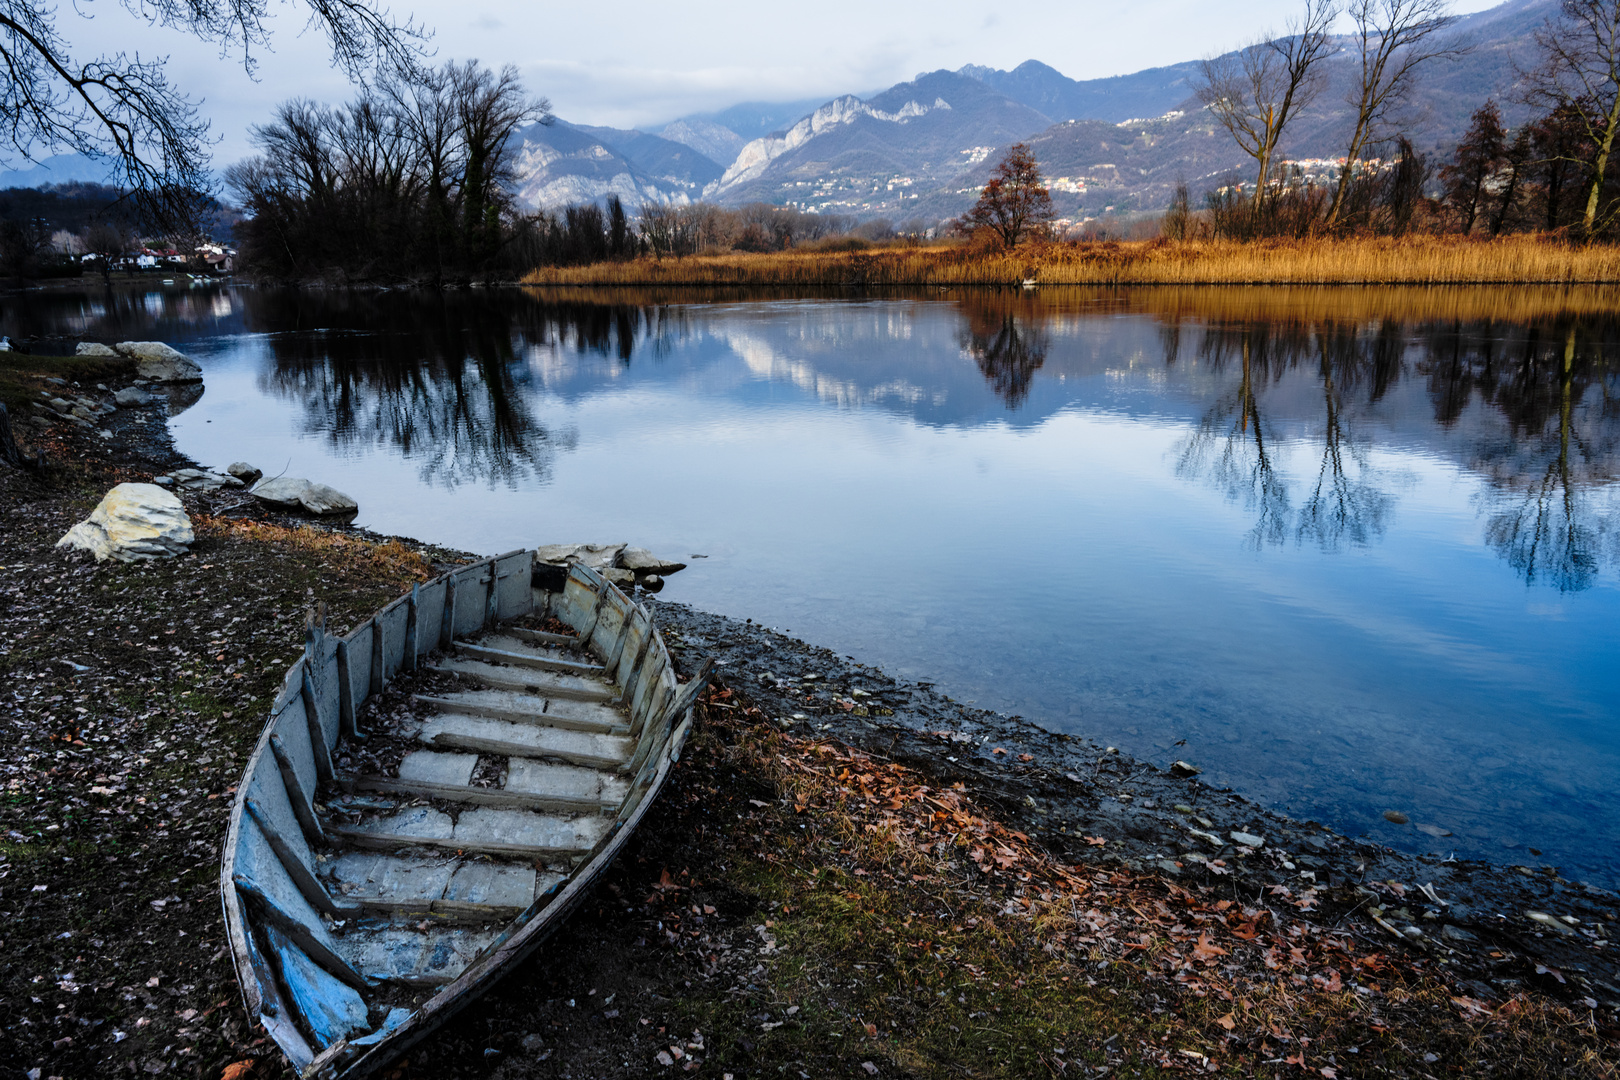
top-left (1, 352), bottom-right (1615, 1080)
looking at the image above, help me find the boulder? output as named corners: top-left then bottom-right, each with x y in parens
top-left (602, 567), bottom-right (636, 590)
top-left (113, 341), bottom-right (202, 383)
top-left (251, 476), bottom-right (358, 516)
top-left (55, 483), bottom-right (193, 562)
top-left (75, 342), bottom-right (118, 358)
top-left (114, 387), bottom-right (158, 407)
top-left (534, 543), bottom-right (625, 571)
top-left (227, 461), bottom-right (263, 485)
top-left (618, 546), bottom-right (687, 576)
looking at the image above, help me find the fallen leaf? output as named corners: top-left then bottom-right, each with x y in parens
top-left (1216, 1013), bottom-right (1236, 1031)
top-left (1191, 932), bottom-right (1228, 961)
top-left (220, 1062), bottom-right (256, 1080)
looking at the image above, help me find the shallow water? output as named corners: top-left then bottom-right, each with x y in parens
top-left (8, 282), bottom-right (1619, 885)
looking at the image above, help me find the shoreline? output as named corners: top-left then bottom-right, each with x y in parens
top-left (2, 356), bottom-right (1617, 1077)
top-left (521, 235), bottom-right (1620, 288)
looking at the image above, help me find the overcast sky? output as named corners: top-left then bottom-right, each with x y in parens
top-left (37, 0), bottom-right (1509, 167)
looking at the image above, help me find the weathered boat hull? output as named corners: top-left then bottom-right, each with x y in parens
top-left (220, 553), bottom-right (709, 1077)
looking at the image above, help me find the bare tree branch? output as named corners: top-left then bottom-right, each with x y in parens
top-left (1326, 0), bottom-right (1465, 228)
top-left (0, 0), bottom-right (429, 235)
top-left (1196, 0), bottom-right (1340, 218)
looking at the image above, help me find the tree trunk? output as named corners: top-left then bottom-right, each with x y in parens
top-left (1327, 119), bottom-right (1371, 228)
top-left (1, 402), bottom-right (28, 468)
top-left (1582, 98), bottom-right (1620, 232)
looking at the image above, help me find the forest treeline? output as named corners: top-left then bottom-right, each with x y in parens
top-left (1177, 0), bottom-right (1620, 242)
top-left (225, 60), bottom-right (547, 281)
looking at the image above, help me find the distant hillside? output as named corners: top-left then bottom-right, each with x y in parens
top-left (508, 120), bottom-right (723, 211)
top-left (0, 152), bottom-right (116, 190)
top-left (707, 70), bottom-right (1054, 216)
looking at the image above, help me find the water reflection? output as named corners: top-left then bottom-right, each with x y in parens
top-left (959, 298), bottom-right (1048, 408)
top-left (8, 282), bottom-right (1619, 584)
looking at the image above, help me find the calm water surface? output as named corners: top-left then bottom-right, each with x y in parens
top-left (9, 283), bottom-right (1618, 884)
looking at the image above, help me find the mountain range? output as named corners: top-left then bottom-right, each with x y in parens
top-left (509, 0), bottom-right (1553, 223)
top-left (0, 0), bottom-right (1558, 227)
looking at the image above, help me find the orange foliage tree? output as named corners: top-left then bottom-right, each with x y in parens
top-left (957, 143), bottom-right (1056, 247)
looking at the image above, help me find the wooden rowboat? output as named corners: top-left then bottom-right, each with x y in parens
top-left (219, 552), bottom-right (712, 1076)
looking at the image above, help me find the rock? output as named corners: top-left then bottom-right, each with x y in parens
top-left (602, 567), bottom-right (636, 589)
top-left (161, 467), bottom-right (243, 492)
top-left (1441, 924), bottom-right (1478, 943)
top-left (1415, 823), bottom-right (1452, 838)
top-left (618, 546), bottom-right (688, 576)
top-left (226, 461), bottom-right (262, 485)
top-left (55, 483), bottom-right (193, 562)
top-left (639, 573), bottom-right (664, 592)
top-left (250, 476), bottom-right (359, 516)
top-left (534, 543), bottom-right (626, 571)
top-left (520, 1034), bottom-right (546, 1053)
top-left (1229, 831), bottom-right (1265, 848)
top-left (115, 387), bottom-right (159, 407)
top-left (75, 342), bottom-right (118, 357)
top-left (1169, 760), bottom-right (1200, 777)
top-left (113, 341), bottom-right (202, 383)
top-left (1382, 810), bottom-right (1410, 825)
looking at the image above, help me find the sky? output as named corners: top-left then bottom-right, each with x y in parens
top-left (20, 0), bottom-right (1512, 168)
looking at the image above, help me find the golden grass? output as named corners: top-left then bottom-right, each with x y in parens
top-left (522, 234), bottom-right (1620, 287)
top-left (196, 516), bottom-right (437, 584)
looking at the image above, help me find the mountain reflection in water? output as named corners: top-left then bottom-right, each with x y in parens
top-left (8, 281), bottom-right (1618, 884)
top-left (233, 285), bottom-right (1620, 592)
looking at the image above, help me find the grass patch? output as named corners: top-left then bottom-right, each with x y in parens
top-left (0, 352), bottom-right (135, 412)
top-left (522, 235), bottom-right (1620, 287)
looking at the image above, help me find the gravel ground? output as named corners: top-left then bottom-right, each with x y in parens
top-left (1, 357), bottom-right (1616, 1080)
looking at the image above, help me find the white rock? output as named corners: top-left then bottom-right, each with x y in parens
top-left (1229, 831), bottom-right (1265, 848)
top-left (164, 467), bottom-right (243, 491)
top-left (76, 342), bottom-right (119, 357)
top-left (113, 341), bottom-right (202, 383)
top-left (534, 542), bottom-right (625, 570)
top-left (55, 483), bottom-right (193, 562)
top-left (226, 461), bottom-right (262, 484)
top-left (618, 546), bottom-right (688, 576)
top-left (251, 476), bottom-right (358, 516)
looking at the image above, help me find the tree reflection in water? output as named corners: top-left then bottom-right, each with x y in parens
top-left (1175, 325), bottom-right (1299, 549)
top-left (958, 298), bottom-right (1048, 409)
top-left (1464, 325), bottom-right (1619, 592)
top-left (253, 291), bottom-right (704, 489)
top-left (1165, 302), bottom-right (1618, 587)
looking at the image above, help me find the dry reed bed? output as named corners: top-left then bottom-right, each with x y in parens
top-left (522, 236), bottom-right (1620, 288)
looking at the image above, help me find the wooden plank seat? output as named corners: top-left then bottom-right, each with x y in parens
top-left (322, 850), bottom-right (557, 920)
top-left (328, 804), bottom-right (613, 859)
top-left (350, 762), bottom-right (629, 815)
top-left (454, 636), bottom-right (606, 677)
top-left (428, 655), bottom-right (616, 702)
top-left (410, 713), bottom-right (635, 770)
top-left (412, 688), bottom-right (629, 735)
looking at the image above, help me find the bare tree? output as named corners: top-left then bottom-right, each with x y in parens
top-left (452, 62), bottom-right (549, 265)
top-left (1196, 0), bottom-right (1340, 218)
top-left (0, 0), bottom-right (427, 232)
top-left (1325, 0), bottom-right (1463, 228)
top-left (1527, 0), bottom-right (1620, 232)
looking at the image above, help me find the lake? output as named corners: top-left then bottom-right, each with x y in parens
top-left (8, 281), bottom-right (1618, 886)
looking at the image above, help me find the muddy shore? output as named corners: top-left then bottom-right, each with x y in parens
top-left (2, 352), bottom-right (1617, 1078)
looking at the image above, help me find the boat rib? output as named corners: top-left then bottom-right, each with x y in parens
top-left (220, 554), bottom-right (713, 1077)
